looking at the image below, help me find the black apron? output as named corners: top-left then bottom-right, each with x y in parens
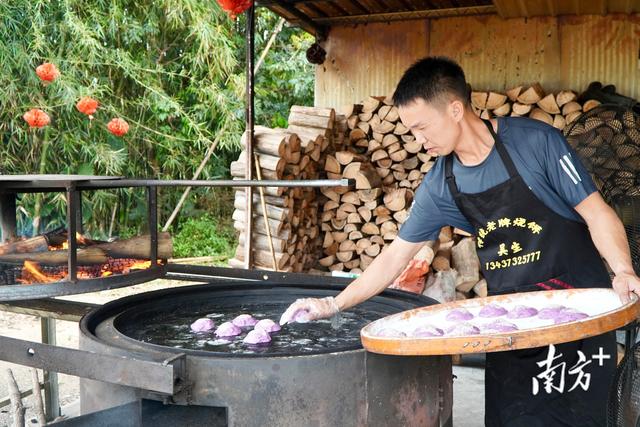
top-left (444, 120), bottom-right (617, 427)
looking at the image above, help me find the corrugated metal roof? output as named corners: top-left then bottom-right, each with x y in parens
top-left (260, 0), bottom-right (640, 35)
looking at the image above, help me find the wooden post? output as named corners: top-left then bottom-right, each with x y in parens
top-left (244, 4), bottom-right (256, 270)
top-left (4, 369), bottom-right (25, 427)
top-left (254, 154), bottom-right (278, 270)
top-left (30, 369), bottom-right (46, 426)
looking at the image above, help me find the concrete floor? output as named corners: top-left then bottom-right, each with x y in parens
top-left (452, 365), bottom-right (485, 427)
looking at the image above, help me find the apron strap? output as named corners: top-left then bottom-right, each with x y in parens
top-left (481, 119), bottom-right (518, 178)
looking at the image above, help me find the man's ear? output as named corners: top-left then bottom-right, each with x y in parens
top-left (450, 100), bottom-right (465, 122)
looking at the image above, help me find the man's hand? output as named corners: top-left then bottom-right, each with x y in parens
top-left (279, 296), bottom-right (339, 325)
top-left (611, 271), bottom-right (640, 304)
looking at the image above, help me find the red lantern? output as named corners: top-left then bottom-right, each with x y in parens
top-left (216, 0), bottom-right (252, 19)
top-left (107, 118), bottom-right (129, 137)
top-left (23, 109), bottom-right (50, 128)
top-left (76, 97), bottom-right (99, 119)
top-left (35, 63), bottom-right (60, 83)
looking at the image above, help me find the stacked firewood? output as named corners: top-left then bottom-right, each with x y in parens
top-left (229, 106), bottom-right (334, 272)
top-left (317, 96), bottom-right (437, 274)
top-left (471, 84), bottom-right (602, 129)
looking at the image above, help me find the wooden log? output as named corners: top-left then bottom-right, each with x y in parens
top-left (529, 108), bottom-right (553, 126)
top-left (319, 255), bottom-right (335, 267)
top-left (4, 369), bottom-right (25, 427)
top-left (432, 240), bottom-right (453, 272)
top-left (234, 196), bottom-right (290, 222)
top-left (0, 236), bottom-right (49, 255)
top-left (336, 151), bottom-right (368, 165)
top-left (471, 92), bottom-right (488, 110)
top-left (361, 222), bottom-right (380, 235)
top-left (506, 86), bottom-right (522, 102)
top-left (556, 90), bottom-right (576, 107)
top-left (486, 92), bottom-right (507, 110)
top-left (492, 102), bottom-right (511, 117)
top-left (537, 93), bottom-right (560, 114)
top-left (473, 278), bottom-right (488, 297)
top-left (383, 188), bottom-right (411, 211)
top-left (451, 238), bottom-right (481, 292)
top-left (422, 270), bottom-right (457, 303)
top-left (95, 233), bottom-right (173, 260)
top-left (512, 102), bottom-right (532, 116)
top-left (239, 233), bottom-right (287, 253)
top-left (241, 127), bottom-right (286, 157)
top-left (583, 99), bottom-right (601, 112)
top-left (517, 83), bottom-right (544, 105)
top-left (562, 101), bottom-right (582, 116)
top-left (288, 109), bottom-right (334, 129)
top-left (235, 246), bottom-right (289, 270)
top-left (362, 96), bottom-right (381, 113)
top-left (0, 247), bottom-right (107, 266)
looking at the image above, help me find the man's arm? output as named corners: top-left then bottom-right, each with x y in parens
top-left (279, 237), bottom-right (424, 324)
top-left (335, 237), bottom-right (426, 310)
top-left (574, 191), bottom-right (640, 302)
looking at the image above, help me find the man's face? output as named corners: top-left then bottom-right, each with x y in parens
top-left (398, 98), bottom-right (462, 157)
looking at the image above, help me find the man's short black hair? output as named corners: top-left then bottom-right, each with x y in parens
top-left (392, 56), bottom-right (470, 108)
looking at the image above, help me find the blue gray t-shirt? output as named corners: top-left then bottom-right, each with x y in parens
top-left (398, 117), bottom-right (597, 243)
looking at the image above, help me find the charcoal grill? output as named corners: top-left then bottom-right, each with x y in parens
top-left (74, 279), bottom-right (452, 427)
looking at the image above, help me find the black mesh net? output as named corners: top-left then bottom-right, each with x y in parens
top-left (608, 338), bottom-right (640, 427)
top-left (564, 105), bottom-right (640, 274)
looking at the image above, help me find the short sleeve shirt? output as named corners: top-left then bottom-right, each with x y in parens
top-left (398, 117), bottom-right (597, 243)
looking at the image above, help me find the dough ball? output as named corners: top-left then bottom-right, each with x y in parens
top-left (232, 314), bottom-right (258, 328)
top-left (254, 319), bottom-right (281, 333)
top-left (215, 321), bottom-right (242, 338)
top-left (506, 305), bottom-right (539, 319)
top-left (479, 303), bottom-right (508, 318)
top-left (243, 329), bottom-right (272, 345)
top-left (190, 318), bottom-right (215, 333)
top-left (445, 308), bottom-right (474, 322)
top-left (481, 320), bottom-right (519, 333)
top-left (445, 323), bottom-right (480, 337)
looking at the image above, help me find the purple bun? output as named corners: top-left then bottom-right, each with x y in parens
top-left (412, 325), bottom-right (444, 338)
top-left (479, 303), bottom-right (508, 318)
top-left (445, 308), bottom-right (474, 322)
top-left (243, 329), bottom-right (272, 345)
top-left (506, 305), bottom-right (539, 319)
top-left (552, 309), bottom-right (589, 324)
top-left (445, 323), bottom-right (481, 337)
top-left (190, 318), bottom-right (215, 333)
top-left (538, 305), bottom-right (567, 320)
top-left (290, 309), bottom-right (310, 323)
top-left (481, 320), bottom-right (519, 333)
top-left (232, 314), bottom-right (258, 328)
top-left (254, 319), bottom-right (281, 333)
top-left (215, 321), bottom-right (242, 338)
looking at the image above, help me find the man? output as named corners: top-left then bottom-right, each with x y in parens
top-left (280, 56), bottom-right (640, 426)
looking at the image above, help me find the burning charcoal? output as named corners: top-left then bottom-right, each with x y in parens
top-left (506, 305), bottom-right (539, 319)
top-left (243, 329), bottom-right (272, 345)
top-left (190, 318), bottom-right (215, 333)
top-left (552, 309), bottom-right (589, 324)
top-left (445, 323), bottom-right (481, 336)
top-left (254, 319), bottom-right (281, 333)
top-left (478, 303), bottom-right (508, 318)
top-left (215, 321), bottom-right (242, 338)
top-left (480, 320), bottom-right (519, 333)
top-left (232, 314), bottom-right (258, 328)
top-left (537, 305), bottom-right (567, 320)
top-left (445, 308), bottom-right (474, 322)
top-left (411, 325), bottom-right (444, 337)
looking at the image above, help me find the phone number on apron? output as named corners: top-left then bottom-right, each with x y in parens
top-left (485, 250), bottom-right (542, 271)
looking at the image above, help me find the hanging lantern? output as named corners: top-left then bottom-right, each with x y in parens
top-left (35, 63), bottom-right (60, 83)
top-left (216, 0), bottom-right (252, 19)
top-left (23, 109), bottom-right (50, 128)
top-left (107, 118), bottom-right (129, 137)
top-left (76, 97), bottom-right (99, 120)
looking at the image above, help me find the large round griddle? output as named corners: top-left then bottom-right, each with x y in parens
top-left (361, 288), bottom-right (640, 356)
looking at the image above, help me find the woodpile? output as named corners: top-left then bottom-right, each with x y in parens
top-left (471, 84), bottom-right (602, 130)
top-left (318, 95), bottom-right (437, 274)
top-left (229, 106), bottom-right (335, 272)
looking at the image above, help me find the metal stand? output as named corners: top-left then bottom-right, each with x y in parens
top-left (42, 317), bottom-right (60, 421)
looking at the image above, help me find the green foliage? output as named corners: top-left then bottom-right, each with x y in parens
top-left (0, 2), bottom-right (314, 237)
top-left (173, 213), bottom-right (236, 261)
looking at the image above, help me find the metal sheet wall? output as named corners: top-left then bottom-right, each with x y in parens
top-left (315, 14), bottom-right (640, 107)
